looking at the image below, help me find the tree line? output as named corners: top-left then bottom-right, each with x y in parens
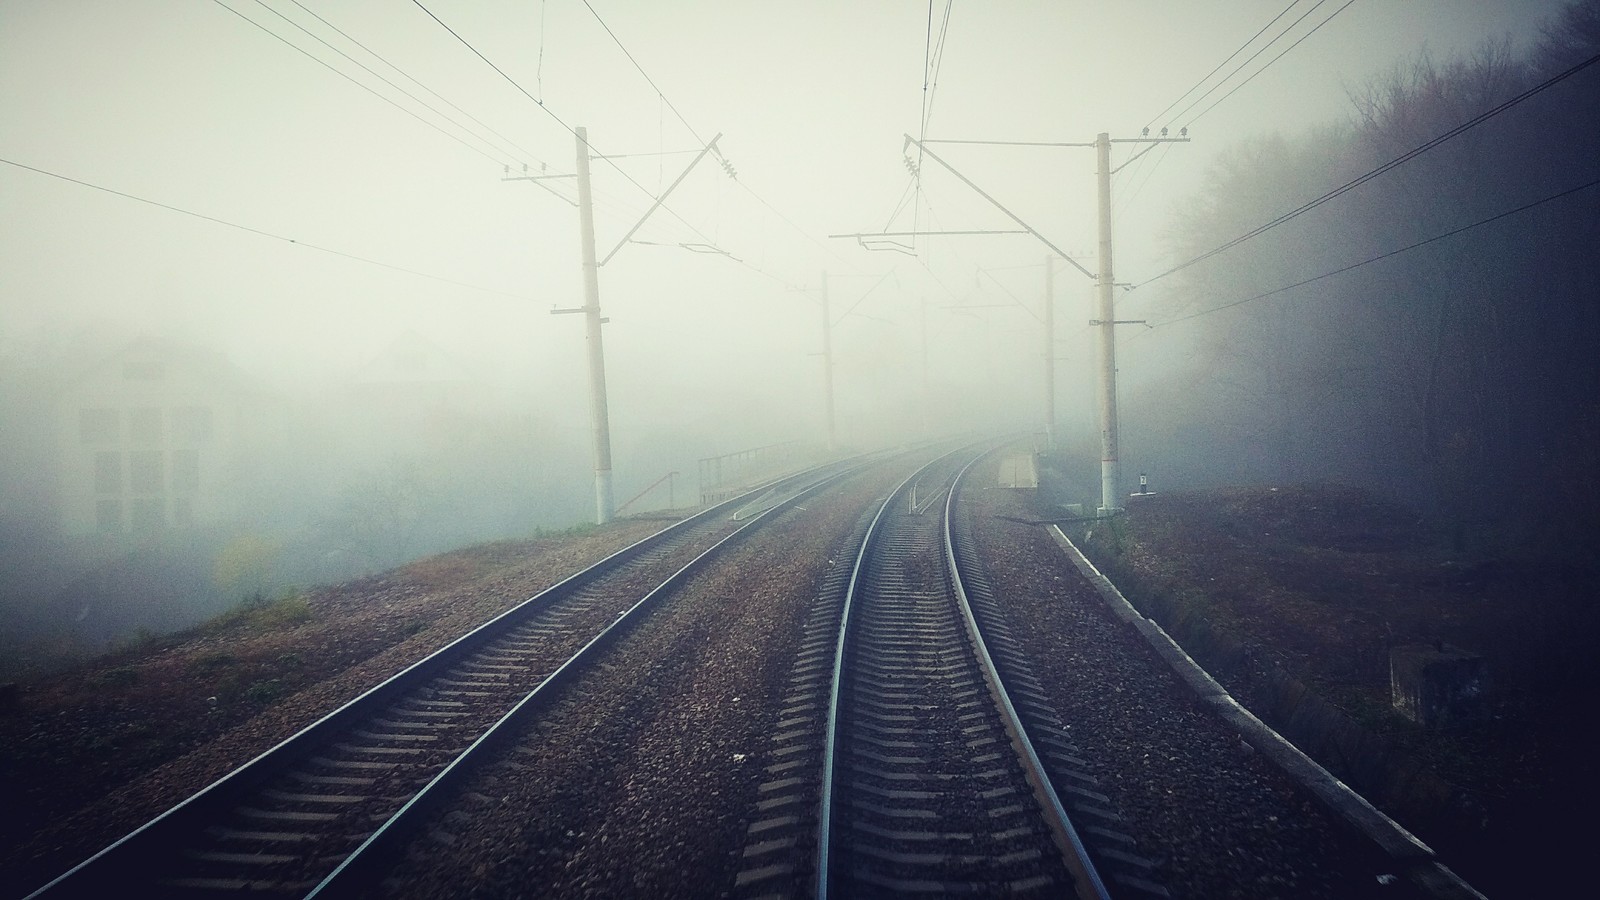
top-left (1130, 1), bottom-right (1600, 556)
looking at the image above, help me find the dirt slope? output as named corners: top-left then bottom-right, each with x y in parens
top-left (1068, 483), bottom-right (1599, 897)
top-left (0, 520), bottom-right (663, 896)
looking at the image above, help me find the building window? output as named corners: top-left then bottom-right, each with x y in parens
top-left (96, 498), bottom-right (122, 533)
top-left (131, 497), bottom-right (164, 532)
top-left (171, 496), bottom-right (194, 528)
top-left (128, 408), bottom-right (162, 444)
top-left (80, 408), bottom-right (119, 444)
top-left (129, 450), bottom-right (163, 493)
top-left (171, 406), bottom-right (213, 443)
top-left (171, 448), bottom-right (200, 493)
top-left (94, 451), bottom-right (122, 494)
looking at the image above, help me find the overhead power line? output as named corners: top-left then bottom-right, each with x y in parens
top-left (1167, 0), bottom-right (1335, 126)
top-left (1137, 48), bottom-right (1600, 288)
top-left (1143, 0), bottom-right (1303, 131)
top-left (410, 0), bottom-right (828, 285)
top-left (579, 0), bottom-right (708, 148)
top-left (408, 1), bottom-right (731, 253)
top-left (572, 0), bottom-right (855, 269)
top-left (0, 156), bottom-right (530, 300)
top-left (1121, 0), bottom-right (1340, 214)
top-left (1183, 0), bottom-right (1357, 127)
top-left (1156, 175), bottom-right (1600, 326)
top-left (281, 0), bottom-right (554, 170)
top-left (212, 0), bottom-right (514, 168)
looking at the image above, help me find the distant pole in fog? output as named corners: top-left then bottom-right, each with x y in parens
top-left (575, 126), bottom-right (615, 524)
top-left (821, 271), bottom-right (837, 453)
top-left (521, 129), bottom-right (722, 524)
top-left (1094, 132), bottom-right (1121, 517)
top-left (920, 295), bottom-right (930, 440)
top-left (1043, 254), bottom-right (1057, 452)
top-left (885, 132), bottom-right (1185, 506)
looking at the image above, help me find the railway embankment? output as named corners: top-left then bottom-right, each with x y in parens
top-left (1053, 478), bottom-right (1598, 897)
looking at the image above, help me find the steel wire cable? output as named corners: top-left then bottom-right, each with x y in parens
top-left (1, 156), bottom-right (533, 300)
top-left (1154, 175), bottom-right (1600, 326)
top-left (1142, 0), bottom-right (1305, 131)
top-left (1166, 0), bottom-right (1334, 126)
top-left (282, 0), bottom-right (554, 170)
top-left (212, 0), bottom-right (517, 168)
top-left (1183, 0), bottom-right (1359, 127)
top-left (1137, 49), bottom-right (1600, 288)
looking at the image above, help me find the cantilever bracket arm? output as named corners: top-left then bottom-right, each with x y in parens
top-left (903, 134), bottom-right (1095, 280)
top-left (600, 133), bottom-right (723, 266)
top-left (502, 172), bottom-right (580, 207)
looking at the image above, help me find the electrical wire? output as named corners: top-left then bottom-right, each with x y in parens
top-left (1155, 175), bottom-right (1600, 326)
top-left (975, 265), bottom-right (1042, 323)
top-left (1183, 0), bottom-right (1358, 127)
top-left (1118, 1), bottom-right (1337, 220)
top-left (1142, 0), bottom-right (1304, 131)
top-left (282, 0), bottom-right (554, 170)
top-left (1167, 0), bottom-right (1333, 127)
top-left (1117, 141), bottom-right (1175, 218)
top-left (572, 1), bottom-right (856, 268)
top-left (1137, 49), bottom-right (1600, 288)
top-left (407, 1), bottom-right (730, 257)
top-left (912, 1), bottom-right (956, 248)
top-left (831, 268), bottom-right (897, 326)
top-left (213, 0), bottom-right (514, 167)
top-left (579, 0), bottom-right (709, 149)
top-left (1, 156), bottom-right (533, 300)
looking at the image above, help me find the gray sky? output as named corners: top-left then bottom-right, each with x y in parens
top-left (0, 0), bottom-right (1568, 445)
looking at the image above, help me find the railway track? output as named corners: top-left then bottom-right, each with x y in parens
top-left (731, 445), bottom-right (1168, 898)
top-left (812, 447), bottom-right (1103, 897)
top-left (24, 463), bottom-right (856, 899)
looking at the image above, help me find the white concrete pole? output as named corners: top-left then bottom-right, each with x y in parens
top-left (821, 272), bottom-right (837, 452)
top-left (920, 294), bottom-right (930, 440)
top-left (575, 126), bottom-right (615, 524)
top-left (1044, 254), bottom-right (1056, 451)
top-left (1094, 132), bottom-right (1123, 516)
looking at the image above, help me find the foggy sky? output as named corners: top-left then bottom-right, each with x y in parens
top-left (0, 0), bottom-right (1568, 454)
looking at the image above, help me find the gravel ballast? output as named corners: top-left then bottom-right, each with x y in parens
top-left (2, 523), bottom-right (666, 896)
top-left (961, 459), bottom-right (1430, 899)
top-left (368, 464), bottom-right (908, 899)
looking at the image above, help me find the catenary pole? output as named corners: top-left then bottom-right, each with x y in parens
top-left (575, 126), bottom-right (615, 524)
top-left (1044, 254), bottom-right (1057, 451)
top-left (1094, 133), bottom-right (1122, 516)
top-left (821, 272), bottom-right (837, 452)
top-left (841, 132), bottom-right (1184, 488)
top-left (920, 295), bottom-right (931, 440)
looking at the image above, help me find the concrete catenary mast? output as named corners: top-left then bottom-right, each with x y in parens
top-left (573, 126), bottom-right (615, 524)
top-left (1093, 132), bottom-right (1121, 517)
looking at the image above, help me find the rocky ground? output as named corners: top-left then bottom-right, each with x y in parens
top-left (1055, 479), bottom-right (1599, 898)
top-left (964, 475), bottom-right (1406, 898)
top-left (0, 520), bottom-right (664, 896)
top-left (4, 463), bottom-right (1586, 898)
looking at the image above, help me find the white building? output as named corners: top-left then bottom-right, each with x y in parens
top-left (56, 339), bottom-right (258, 537)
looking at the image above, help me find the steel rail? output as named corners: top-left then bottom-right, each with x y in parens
top-left (944, 450), bottom-right (1110, 900)
top-left (24, 461), bottom-right (854, 900)
top-left (307, 461), bottom-right (856, 896)
top-left (814, 451), bottom-right (955, 900)
top-left (815, 443), bottom-right (1109, 899)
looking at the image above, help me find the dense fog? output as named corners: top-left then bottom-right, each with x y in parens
top-left (2, 1), bottom-right (1591, 669)
top-left (1121, 4), bottom-right (1600, 552)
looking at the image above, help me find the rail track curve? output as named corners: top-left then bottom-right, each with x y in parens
top-left (25, 462), bottom-right (857, 899)
top-left (813, 446), bottom-right (1110, 899)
